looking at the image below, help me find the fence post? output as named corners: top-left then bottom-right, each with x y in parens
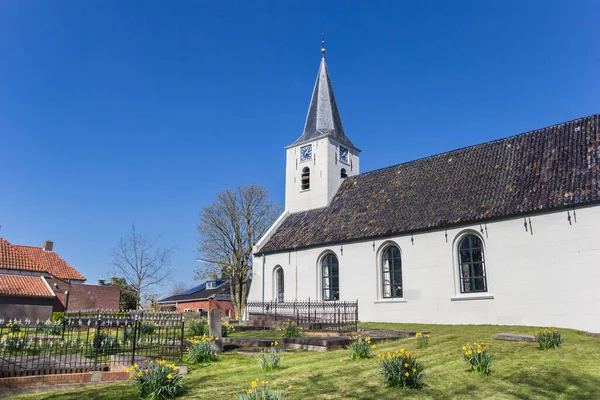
top-left (307, 298), bottom-right (311, 324)
top-left (355, 300), bottom-right (359, 332)
top-left (179, 320), bottom-right (185, 364)
top-left (94, 316), bottom-right (101, 370)
top-left (131, 315), bottom-right (139, 366)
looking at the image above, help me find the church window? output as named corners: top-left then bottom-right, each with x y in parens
top-left (458, 235), bottom-right (487, 293)
top-left (321, 253), bottom-right (339, 301)
top-left (381, 245), bottom-right (402, 298)
top-left (341, 168), bottom-right (347, 179)
top-left (301, 167), bottom-right (310, 190)
top-left (275, 266), bottom-right (284, 303)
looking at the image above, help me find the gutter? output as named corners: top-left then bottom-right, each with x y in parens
top-left (254, 201), bottom-right (597, 256)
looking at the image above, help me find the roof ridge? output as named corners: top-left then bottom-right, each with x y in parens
top-left (354, 112), bottom-right (599, 179)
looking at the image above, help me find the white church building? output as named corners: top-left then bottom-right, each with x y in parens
top-left (248, 44), bottom-right (600, 333)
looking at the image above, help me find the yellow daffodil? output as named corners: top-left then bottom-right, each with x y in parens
top-left (404, 372), bottom-right (410, 377)
top-left (247, 389), bottom-right (253, 394)
top-left (167, 373), bottom-right (173, 379)
top-left (137, 372), bottom-right (142, 377)
top-left (251, 381), bottom-right (258, 389)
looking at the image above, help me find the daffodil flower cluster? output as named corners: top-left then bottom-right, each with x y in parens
top-left (461, 341), bottom-right (493, 375)
top-left (236, 378), bottom-right (291, 400)
top-left (1, 331), bottom-right (27, 352)
top-left (221, 321), bottom-right (236, 337)
top-left (256, 341), bottom-right (283, 371)
top-left (279, 320), bottom-right (303, 338)
top-left (127, 360), bottom-right (183, 400)
top-left (534, 327), bottom-right (562, 350)
top-left (187, 334), bottom-right (218, 364)
top-left (377, 348), bottom-right (424, 388)
top-left (415, 332), bottom-right (430, 349)
top-left (348, 335), bottom-right (375, 360)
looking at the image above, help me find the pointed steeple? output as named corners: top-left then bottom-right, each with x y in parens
top-left (290, 36), bottom-right (356, 149)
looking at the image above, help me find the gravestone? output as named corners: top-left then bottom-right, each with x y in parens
top-left (209, 308), bottom-right (223, 352)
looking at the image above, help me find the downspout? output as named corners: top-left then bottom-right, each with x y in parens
top-left (261, 255), bottom-right (266, 304)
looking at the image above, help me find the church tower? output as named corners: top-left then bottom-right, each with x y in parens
top-left (285, 38), bottom-right (360, 212)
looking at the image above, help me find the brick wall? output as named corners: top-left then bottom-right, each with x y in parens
top-left (171, 299), bottom-right (236, 319)
top-left (0, 296), bottom-right (54, 321)
top-left (0, 371), bottom-right (129, 389)
top-left (67, 284), bottom-right (121, 311)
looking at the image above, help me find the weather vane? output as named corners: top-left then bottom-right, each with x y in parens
top-left (321, 31), bottom-right (326, 56)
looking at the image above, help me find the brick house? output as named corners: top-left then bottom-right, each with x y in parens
top-left (0, 237), bottom-right (121, 320)
top-left (157, 277), bottom-right (236, 319)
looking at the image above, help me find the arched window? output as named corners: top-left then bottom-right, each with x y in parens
top-left (381, 245), bottom-right (402, 298)
top-left (321, 253), bottom-right (339, 301)
top-left (458, 235), bottom-right (487, 293)
top-left (301, 167), bottom-right (310, 190)
top-left (275, 267), bottom-right (284, 303)
top-left (340, 168), bottom-right (347, 179)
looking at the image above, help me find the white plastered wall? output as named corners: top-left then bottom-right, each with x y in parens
top-left (250, 204), bottom-right (600, 333)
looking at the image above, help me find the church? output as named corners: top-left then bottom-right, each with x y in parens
top-left (248, 42), bottom-right (600, 333)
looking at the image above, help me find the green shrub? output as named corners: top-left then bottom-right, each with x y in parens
top-left (122, 325), bottom-right (135, 342)
top-left (348, 335), bottom-right (375, 360)
top-left (51, 312), bottom-right (65, 323)
top-left (221, 321), bottom-right (235, 337)
top-left (1, 332), bottom-right (26, 352)
top-left (128, 360), bottom-right (183, 400)
top-left (89, 330), bottom-right (121, 354)
top-left (188, 318), bottom-right (208, 337)
top-left (140, 321), bottom-right (158, 335)
top-left (187, 334), bottom-right (217, 364)
top-left (535, 328), bottom-right (562, 350)
top-left (36, 320), bottom-right (63, 335)
top-left (236, 379), bottom-right (291, 400)
top-left (415, 332), bottom-right (429, 349)
top-left (279, 321), bottom-right (303, 338)
top-left (377, 349), bottom-right (424, 389)
top-left (256, 341), bottom-right (283, 371)
top-left (462, 341), bottom-right (493, 375)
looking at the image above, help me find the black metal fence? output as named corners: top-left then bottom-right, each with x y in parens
top-left (0, 310), bottom-right (184, 377)
top-left (247, 300), bottom-right (358, 332)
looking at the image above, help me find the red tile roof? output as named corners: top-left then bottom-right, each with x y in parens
top-left (0, 274), bottom-right (55, 298)
top-left (0, 237), bottom-right (43, 273)
top-left (15, 245), bottom-right (86, 281)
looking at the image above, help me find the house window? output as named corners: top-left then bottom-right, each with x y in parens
top-left (321, 253), bottom-right (339, 301)
top-left (341, 168), bottom-right (347, 179)
top-left (225, 309), bottom-right (231, 318)
top-left (275, 266), bottom-right (284, 302)
top-left (458, 234), bottom-right (487, 293)
top-left (183, 308), bottom-right (191, 312)
top-left (301, 167), bottom-right (310, 190)
top-left (381, 245), bottom-right (402, 298)
top-left (197, 308), bottom-right (204, 313)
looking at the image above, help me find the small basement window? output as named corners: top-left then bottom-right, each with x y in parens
top-left (341, 168), bottom-right (347, 179)
top-left (301, 167), bottom-right (310, 190)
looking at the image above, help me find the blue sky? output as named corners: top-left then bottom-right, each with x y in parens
top-left (1, 1), bottom-right (599, 294)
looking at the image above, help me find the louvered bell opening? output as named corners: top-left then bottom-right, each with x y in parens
top-left (301, 167), bottom-right (310, 190)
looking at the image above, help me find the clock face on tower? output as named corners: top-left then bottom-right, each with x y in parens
top-left (339, 146), bottom-right (349, 164)
top-left (300, 145), bottom-right (312, 162)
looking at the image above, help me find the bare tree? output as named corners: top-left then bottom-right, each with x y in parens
top-left (196, 184), bottom-right (281, 319)
top-left (169, 281), bottom-right (192, 297)
top-left (111, 224), bottom-right (175, 308)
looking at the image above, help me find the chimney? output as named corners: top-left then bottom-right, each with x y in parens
top-left (210, 273), bottom-right (218, 281)
top-left (43, 241), bottom-right (54, 252)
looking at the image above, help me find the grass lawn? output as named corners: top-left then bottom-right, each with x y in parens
top-left (12, 322), bottom-right (600, 400)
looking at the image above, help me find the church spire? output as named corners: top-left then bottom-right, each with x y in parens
top-left (290, 35), bottom-right (356, 149)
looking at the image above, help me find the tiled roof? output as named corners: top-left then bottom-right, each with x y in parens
top-left (0, 274), bottom-right (55, 298)
top-left (15, 245), bottom-right (86, 281)
top-left (290, 56), bottom-right (357, 150)
top-left (259, 113), bottom-right (600, 254)
top-left (0, 237), bottom-right (43, 272)
top-left (158, 281), bottom-right (231, 303)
